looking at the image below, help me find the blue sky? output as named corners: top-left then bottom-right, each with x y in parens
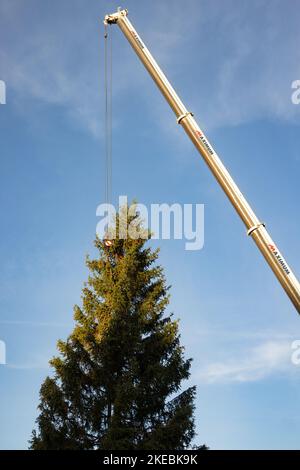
top-left (1, 0), bottom-right (300, 449)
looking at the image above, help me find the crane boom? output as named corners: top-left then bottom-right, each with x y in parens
top-left (104, 8), bottom-right (300, 315)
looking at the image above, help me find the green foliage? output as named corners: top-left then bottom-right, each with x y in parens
top-left (30, 207), bottom-right (197, 450)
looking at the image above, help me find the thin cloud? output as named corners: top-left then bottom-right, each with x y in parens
top-left (197, 340), bottom-right (297, 384)
top-left (2, 0), bottom-right (299, 141)
top-left (7, 361), bottom-right (50, 371)
top-left (0, 0), bottom-right (193, 139)
top-left (0, 320), bottom-right (70, 328)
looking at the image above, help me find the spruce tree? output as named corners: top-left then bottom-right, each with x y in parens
top-left (30, 207), bottom-right (196, 450)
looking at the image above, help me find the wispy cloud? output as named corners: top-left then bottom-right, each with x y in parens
top-left (197, 340), bottom-right (297, 384)
top-left (0, 0), bottom-right (194, 139)
top-left (7, 361), bottom-right (49, 371)
top-left (0, 320), bottom-right (70, 328)
top-left (0, 0), bottom-right (105, 137)
top-left (2, 0), bottom-right (299, 140)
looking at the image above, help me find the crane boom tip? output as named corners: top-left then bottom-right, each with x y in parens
top-left (104, 8), bottom-right (128, 25)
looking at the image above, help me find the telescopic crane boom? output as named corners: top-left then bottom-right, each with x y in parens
top-left (104, 8), bottom-right (300, 315)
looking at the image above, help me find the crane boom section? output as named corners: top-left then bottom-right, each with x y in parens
top-left (104, 9), bottom-right (300, 315)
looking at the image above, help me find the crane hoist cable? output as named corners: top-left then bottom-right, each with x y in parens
top-left (104, 23), bottom-right (112, 210)
top-left (104, 24), bottom-right (113, 249)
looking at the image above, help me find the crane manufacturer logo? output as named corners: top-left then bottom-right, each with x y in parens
top-left (0, 80), bottom-right (6, 105)
top-left (194, 130), bottom-right (214, 156)
top-left (130, 30), bottom-right (144, 50)
top-left (268, 244), bottom-right (290, 275)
